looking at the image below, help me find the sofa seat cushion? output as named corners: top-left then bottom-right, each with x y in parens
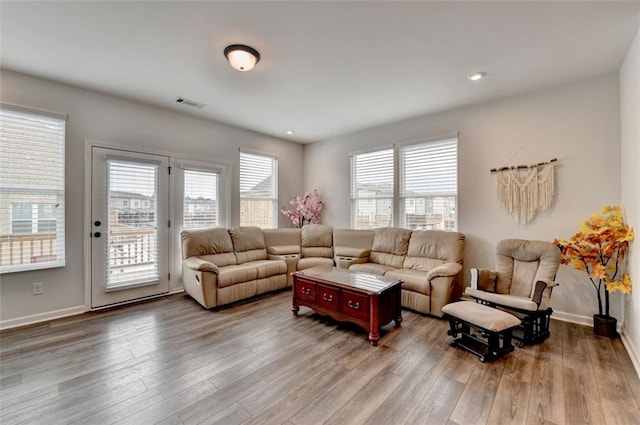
top-left (385, 269), bottom-right (430, 295)
top-left (465, 287), bottom-right (538, 312)
top-left (298, 257), bottom-right (334, 271)
top-left (349, 262), bottom-right (398, 276)
top-left (244, 260), bottom-right (287, 279)
top-left (217, 264), bottom-right (259, 288)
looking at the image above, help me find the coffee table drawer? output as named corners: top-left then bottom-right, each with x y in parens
top-left (341, 290), bottom-right (369, 322)
top-left (295, 278), bottom-right (316, 303)
top-left (317, 284), bottom-right (340, 312)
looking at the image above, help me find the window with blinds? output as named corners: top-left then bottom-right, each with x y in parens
top-left (239, 151), bottom-right (278, 228)
top-left (399, 137), bottom-right (458, 230)
top-left (106, 159), bottom-right (159, 288)
top-left (350, 148), bottom-right (394, 229)
top-left (0, 105), bottom-right (66, 273)
top-left (183, 169), bottom-right (219, 229)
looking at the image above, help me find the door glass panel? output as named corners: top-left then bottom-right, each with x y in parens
top-left (106, 160), bottom-right (159, 289)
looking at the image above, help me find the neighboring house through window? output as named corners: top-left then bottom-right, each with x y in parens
top-left (183, 168), bottom-right (220, 229)
top-left (239, 150), bottom-right (278, 229)
top-left (0, 104), bottom-right (66, 273)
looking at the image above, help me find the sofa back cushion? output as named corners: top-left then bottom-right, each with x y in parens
top-left (301, 224), bottom-right (333, 258)
top-left (333, 229), bottom-right (374, 254)
top-left (181, 228), bottom-right (237, 267)
top-left (229, 226), bottom-right (268, 264)
top-left (369, 228), bottom-right (412, 268)
top-left (263, 228), bottom-right (301, 248)
top-left (403, 230), bottom-right (465, 271)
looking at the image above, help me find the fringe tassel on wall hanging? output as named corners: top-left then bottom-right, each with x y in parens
top-left (494, 161), bottom-right (555, 224)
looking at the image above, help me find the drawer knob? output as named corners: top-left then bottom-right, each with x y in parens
top-left (322, 293), bottom-right (333, 302)
top-left (301, 287), bottom-right (311, 295)
top-left (348, 300), bottom-right (360, 310)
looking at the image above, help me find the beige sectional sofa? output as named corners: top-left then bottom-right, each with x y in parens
top-left (181, 225), bottom-right (465, 316)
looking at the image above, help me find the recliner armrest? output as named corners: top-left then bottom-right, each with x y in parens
top-left (183, 257), bottom-right (219, 274)
top-left (532, 278), bottom-right (558, 308)
top-left (426, 262), bottom-right (462, 280)
top-left (470, 268), bottom-right (498, 292)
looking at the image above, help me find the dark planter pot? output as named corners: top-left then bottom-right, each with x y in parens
top-left (593, 314), bottom-right (618, 337)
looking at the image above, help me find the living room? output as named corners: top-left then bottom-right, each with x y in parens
top-left (1, 1), bottom-right (639, 424)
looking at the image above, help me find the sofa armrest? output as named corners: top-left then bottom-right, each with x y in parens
top-left (470, 268), bottom-right (497, 292)
top-left (426, 262), bottom-right (462, 281)
top-left (183, 257), bottom-right (219, 274)
top-left (334, 246), bottom-right (370, 258)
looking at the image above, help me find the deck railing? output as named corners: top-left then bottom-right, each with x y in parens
top-left (0, 233), bottom-right (58, 266)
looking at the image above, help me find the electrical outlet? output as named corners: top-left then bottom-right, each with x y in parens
top-left (32, 282), bottom-right (44, 295)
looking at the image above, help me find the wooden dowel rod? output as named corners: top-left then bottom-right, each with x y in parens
top-left (490, 157), bottom-right (557, 173)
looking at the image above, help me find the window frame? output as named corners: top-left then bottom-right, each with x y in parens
top-left (348, 136), bottom-right (458, 231)
top-left (239, 149), bottom-right (279, 229)
top-left (398, 137), bottom-right (459, 231)
top-left (349, 146), bottom-right (395, 230)
top-left (175, 159), bottom-right (230, 230)
top-left (1, 104), bottom-right (66, 274)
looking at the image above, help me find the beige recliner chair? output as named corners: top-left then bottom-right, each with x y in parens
top-left (465, 239), bottom-right (560, 346)
top-left (297, 224), bottom-right (334, 270)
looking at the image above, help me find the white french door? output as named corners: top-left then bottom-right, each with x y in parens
top-left (90, 147), bottom-right (170, 308)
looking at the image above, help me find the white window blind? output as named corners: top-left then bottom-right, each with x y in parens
top-left (183, 169), bottom-right (219, 229)
top-left (350, 148), bottom-right (394, 229)
top-left (106, 160), bottom-right (159, 288)
top-left (399, 137), bottom-right (458, 230)
top-left (0, 105), bottom-right (66, 273)
top-left (239, 151), bottom-right (278, 228)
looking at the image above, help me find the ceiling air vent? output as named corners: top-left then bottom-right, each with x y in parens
top-left (175, 97), bottom-right (206, 109)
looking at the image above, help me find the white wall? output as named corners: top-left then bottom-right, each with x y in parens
top-left (305, 73), bottom-right (622, 322)
top-left (0, 69), bottom-right (304, 326)
top-left (621, 29), bottom-right (640, 372)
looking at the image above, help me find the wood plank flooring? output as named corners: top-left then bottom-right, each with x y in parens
top-left (1, 291), bottom-right (639, 425)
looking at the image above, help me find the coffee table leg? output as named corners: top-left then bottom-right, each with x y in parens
top-left (369, 331), bottom-right (380, 346)
top-left (394, 286), bottom-right (402, 327)
top-left (291, 305), bottom-right (299, 316)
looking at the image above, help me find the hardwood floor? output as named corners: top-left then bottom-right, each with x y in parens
top-left (1, 291), bottom-right (639, 425)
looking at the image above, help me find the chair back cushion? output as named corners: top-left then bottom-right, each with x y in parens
top-left (404, 230), bottom-right (465, 271)
top-left (369, 228), bottom-right (412, 268)
top-left (181, 228), bottom-right (237, 267)
top-left (229, 226), bottom-right (268, 264)
top-left (301, 224), bottom-right (333, 258)
top-left (495, 239), bottom-right (560, 297)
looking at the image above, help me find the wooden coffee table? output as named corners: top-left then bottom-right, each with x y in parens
top-left (291, 266), bottom-right (403, 346)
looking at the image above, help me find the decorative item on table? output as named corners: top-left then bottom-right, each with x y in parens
top-left (281, 190), bottom-right (324, 228)
top-left (554, 205), bottom-right (634, 337)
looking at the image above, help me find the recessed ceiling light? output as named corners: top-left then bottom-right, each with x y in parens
top-left (468, 72), bottom-right (486, 81)
top-left (286, 130), bottom-right (295, 135)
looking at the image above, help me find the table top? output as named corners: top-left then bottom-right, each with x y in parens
top-left (293, 266), bottom-right (402, 294)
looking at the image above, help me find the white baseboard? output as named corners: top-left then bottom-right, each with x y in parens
top-left (551, 310), bottom-right (624, 332)
top-left (0, 305), bottom-right (86, 331)
top-left (551, 310), bottom-right (593, 327)
top-left (620, 331), bottom-right (640, 379)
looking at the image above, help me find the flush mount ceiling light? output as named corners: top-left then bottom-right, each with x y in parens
top-left (468, 72), bottom-right (486, 81)
top-left (224, 44), bottom-right (260, 72)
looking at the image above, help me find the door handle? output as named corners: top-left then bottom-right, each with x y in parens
top-left (93, 232), bottom-right (101, 238)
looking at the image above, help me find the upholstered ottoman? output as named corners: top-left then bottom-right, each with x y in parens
top-left (441, 301), bottom-right (521, 362)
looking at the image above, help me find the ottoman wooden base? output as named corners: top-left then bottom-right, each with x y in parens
top-left (442, 301), bottom-right (521, 362)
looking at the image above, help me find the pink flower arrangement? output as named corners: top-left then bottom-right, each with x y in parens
top-left (281, 190), bottom-right (324, 228)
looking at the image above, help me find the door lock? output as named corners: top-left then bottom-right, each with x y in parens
top-left (93, 232), bottom-right (101, 238)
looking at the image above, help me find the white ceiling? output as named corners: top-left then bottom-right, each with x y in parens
top-left (1, 1), bottom-right (639, 143)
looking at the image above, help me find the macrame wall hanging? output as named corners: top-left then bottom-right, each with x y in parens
top-left (490, 157), bottom-right (557, 224)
